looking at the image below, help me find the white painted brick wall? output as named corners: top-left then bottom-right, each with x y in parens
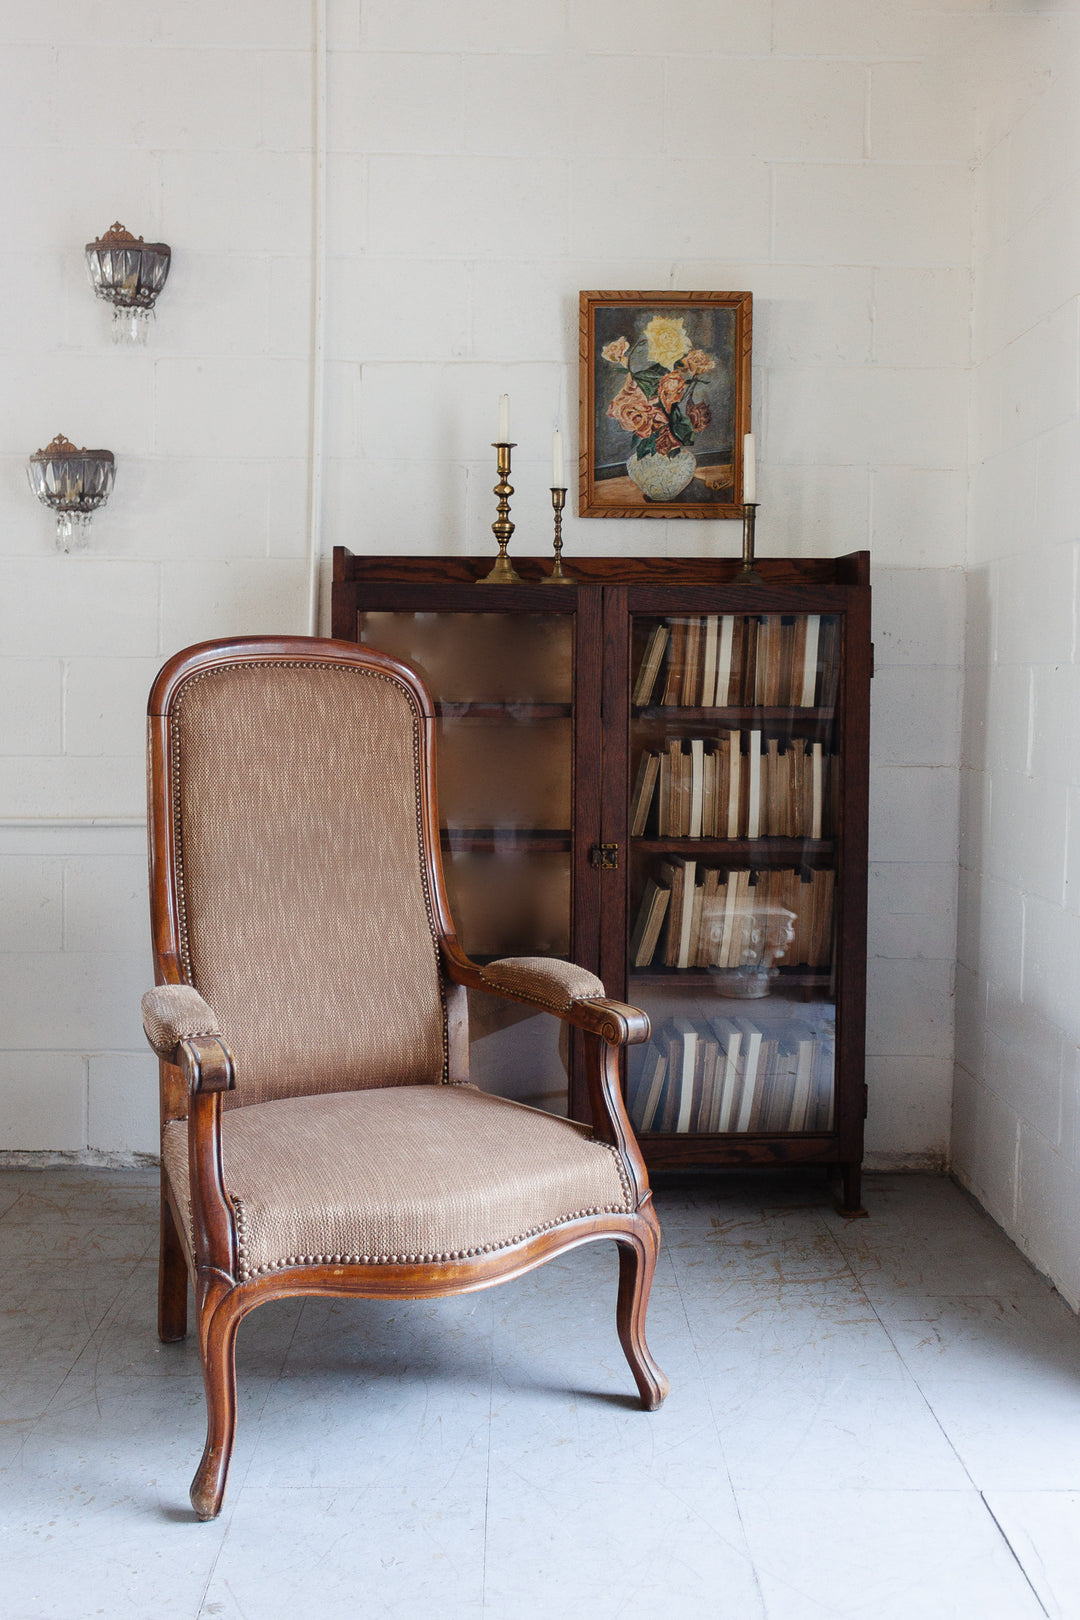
top-left (0, 0), bottom-right (981, 1166)
top-left (955, 2), bottom-right (1080, 1307)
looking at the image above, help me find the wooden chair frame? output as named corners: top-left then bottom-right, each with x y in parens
top-left (146, 636), bottom-right (668, 1520)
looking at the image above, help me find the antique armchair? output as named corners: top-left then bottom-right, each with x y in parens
top-left (141, 635), bottom-right (668, 1520)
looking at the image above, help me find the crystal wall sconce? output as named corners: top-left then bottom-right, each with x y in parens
top-left (85, 222), bottom-right (171, 344)
top-left (27, 434), bottom-right (116, 552)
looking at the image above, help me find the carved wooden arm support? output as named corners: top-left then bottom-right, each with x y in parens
top-left (143, 984), bottom-right (237, 1282)
top-left (440, 943), bottom-right (653, 1206)
top-left (441, 946), bottom-right (650, 1044)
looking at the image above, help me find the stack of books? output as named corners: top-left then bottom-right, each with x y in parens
top-left (625, 1016), bottom-right (835, 1134)
top-left (630, 732), bottom-right (832, 840)
top-left (633, 614), bottom-right (839, 710)
top-left (630, 864), bottom-right (834, 971)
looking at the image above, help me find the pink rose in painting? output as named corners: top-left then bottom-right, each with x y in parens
top-left (683, 349), bottom-right (716, 376)
top-left (657, 372), bottom-right (686, 410)
top-left (654, 427), bottom-right (680, 457)
top-left (687, 401), bottom-right (712, 432)
top-left (602, 336), bottom-right (630, 366)
top-left (608, 378), bottom-right (654, 438)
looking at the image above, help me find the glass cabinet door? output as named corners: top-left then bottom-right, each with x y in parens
top-left (623, 609), bottom-right (840, 1137)
top-left (356, 609), bottom-right (575, 1115)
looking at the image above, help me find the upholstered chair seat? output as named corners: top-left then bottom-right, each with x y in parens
top-left (142, 636), bottom-right (667, 1520)
top-left (161, 1084), bottom-right (634, 1281)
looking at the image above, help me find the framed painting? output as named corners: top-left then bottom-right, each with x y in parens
top-left (578, 290), bottom-right (752, 519)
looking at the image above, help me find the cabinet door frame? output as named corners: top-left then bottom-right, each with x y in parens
top-left (600, 580), bottom-right (871, 1173)
top-left (341, 579), bottom-right (602, 1122)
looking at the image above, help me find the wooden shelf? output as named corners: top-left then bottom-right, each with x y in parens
top-left (436, 702), bottom-right (571, 720)
top-left (440, 827), bottom-right (572, 853)
top-left (639, 1134), bottom-right (839, 1171)
top-left (629, 968), bottom-right (831, 991)
top-left (634, 705), bottom-right (835, 724)
top-left (633, 837), bottom-right (835, 862)
top-left (470, 952), bottom-right (571, 968)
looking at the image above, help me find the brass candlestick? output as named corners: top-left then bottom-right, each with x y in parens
top-left (479, 441), bottom-right (522, 584)
top-left (542, 487), bottom-right (574, 584)
top-left (734, 502), bottom-right (763, 585)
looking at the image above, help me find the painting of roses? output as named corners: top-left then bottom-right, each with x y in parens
top-left (579, 291), bottom-right (752, 519)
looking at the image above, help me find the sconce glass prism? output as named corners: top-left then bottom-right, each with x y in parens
top-left (28, 434), bottom-right (116, 552)
top-left (85, 222), bottom-right (171, 344)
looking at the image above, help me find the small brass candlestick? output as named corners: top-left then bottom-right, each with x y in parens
top-left (734, 502), bottom-right (763, 585)
top-left (542, 487), bottom-right (574, 584)
top-left (479, 441), bottom-right (522, 584)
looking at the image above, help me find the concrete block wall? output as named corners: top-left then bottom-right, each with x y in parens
top-left (0, 0), bottom-right (975, 1165)
top-left (955, 4), bottom-right (1080, 1306)
top-left (0, 2), bottom-right (314, 1156)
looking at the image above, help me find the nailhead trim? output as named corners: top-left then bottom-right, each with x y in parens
top-left (145, 1024), bottom-right (222, 1058)
top-left (232, 1191), bottom-right (249, 1266)
top-left (478, 977), bottom-right (575, 1015)
top-left (236, 1200), bottom-right (632, 1281)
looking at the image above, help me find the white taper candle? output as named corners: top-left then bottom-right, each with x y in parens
top-left (498, 394), bottom-right (510, 442)
top-left (552, 428), bottom-right (564, 486)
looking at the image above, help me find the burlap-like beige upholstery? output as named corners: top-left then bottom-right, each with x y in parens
top-left (162, 1084), bottom-right (633, 1281)
top-left (481, 956), bottom-right (605, 1012)
top-left (142, 984), bottom-right (222, 1058)
top-left (171, 662), bottom-right (446, 1109)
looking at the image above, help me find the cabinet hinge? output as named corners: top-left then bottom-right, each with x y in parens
top-left (590, 842), bottom-right (619, 871)
top-left (863, 1083), bottom-right (869, 1119)
top-left (870, 642), bottom-right (875, 679)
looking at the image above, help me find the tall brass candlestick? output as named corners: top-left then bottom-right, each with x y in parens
top-left (542, 487), bottom-right (574, 584)
top-left (734, 502), bottom-right (763, 585)
top-left (479, 441), bottom-right (522, 584)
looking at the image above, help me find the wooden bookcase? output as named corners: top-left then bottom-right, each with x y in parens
top-left (332, 549), bottom-right (871, 1214)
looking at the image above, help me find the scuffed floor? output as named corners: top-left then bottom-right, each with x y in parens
top-left (2, 1166), bottom-right (1079, 1619)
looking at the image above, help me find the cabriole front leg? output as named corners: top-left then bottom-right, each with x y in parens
top-left (615, 1219), bottom-right (669, 1412)
top-left (190, 1291), bottom-right (243, 1521)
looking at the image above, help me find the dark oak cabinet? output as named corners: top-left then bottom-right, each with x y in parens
top-left (333, 548), bottom-right (871, 1213)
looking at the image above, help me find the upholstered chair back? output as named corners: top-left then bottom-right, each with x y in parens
top-left (168, 658), bottom-right (447, 1108)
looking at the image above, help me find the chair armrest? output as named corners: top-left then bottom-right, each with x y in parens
top-left (142, 986), bottom-right (236, 1094)
top-left (441, 947), bottom-right (650, 1046)
top-left (142, 985), bottom-right (222, 1059)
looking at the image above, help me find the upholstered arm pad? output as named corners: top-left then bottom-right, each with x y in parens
top-left (480, 956), bottom-right (605, 1012)
top-left (142, 985), bottom-right (222, 1061)
top-left (457, 953), bottom-right (649, 1046)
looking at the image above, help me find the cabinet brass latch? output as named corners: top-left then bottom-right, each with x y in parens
top-left (590, 843), bottom-right (619, 870)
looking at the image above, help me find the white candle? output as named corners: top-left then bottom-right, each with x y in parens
top-left (743, 432), bottom-right (756, 503)
top-left (552, 428), bottom-right (564, 487)
top-left (498, 394), bottom-right (510, 442)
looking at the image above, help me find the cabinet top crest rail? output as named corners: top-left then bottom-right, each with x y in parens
top-left (333, 549), bottom-right (870, 590)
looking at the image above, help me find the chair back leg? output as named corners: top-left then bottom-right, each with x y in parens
top-left (616, 1222), bottom-right (670, 1412)
top-left (158, 1178), bottom-right (189, 1343)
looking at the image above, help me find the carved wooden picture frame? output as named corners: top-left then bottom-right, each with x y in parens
top-left (579, 290), bottom-right (752, 520)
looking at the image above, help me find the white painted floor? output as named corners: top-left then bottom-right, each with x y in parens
top-left (2, 1166), bottom-right (1080, 1619)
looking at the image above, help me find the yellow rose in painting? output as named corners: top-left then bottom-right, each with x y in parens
top-left (644, 316), bottom-right (691, 370)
